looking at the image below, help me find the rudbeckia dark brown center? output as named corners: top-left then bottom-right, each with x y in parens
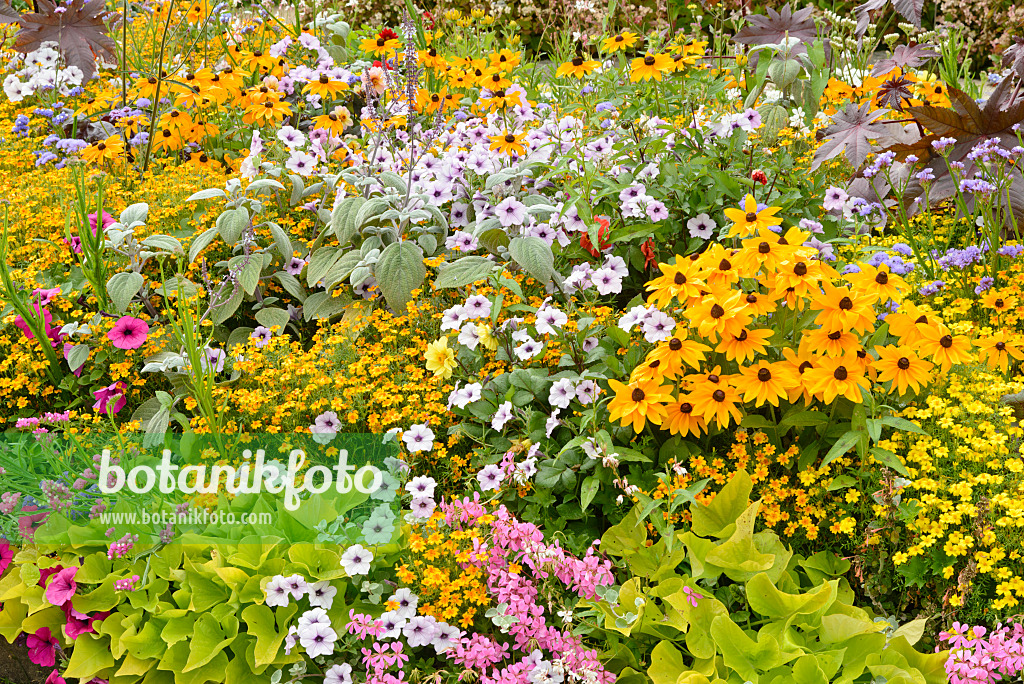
top-left (897, 357), bottom-right (911, 369)
top-left (839, 296), bottom-right (853, 310)
top-left (504, 134), bottom-right (516, 143)
top-left (794, 262), bottom-right (808, 276)
top-left (833, 366), bottom-right (848, 380)
top-left (644, 55), bottom-right (656, 66)
top-left (631, 388), bottom-right (646, 402)
top-left (828, 331), bottom-right (842, 340)
top-left (669, 338), bottom-right (683, 350)
top-left (674, 272), bottom-right (687, 284)
top-left (940, 335), bottom-right (953, 348)
top-left (758, 242), bottom-right (770, 254)
top-left (712, 389), bottom-right (726, 402)
top-left (875, 272), bottom-right (889, 284)
top-left (745, 212), bottom-right (757, 222)
top-left (710, 304), bottom-right (725, 318)
top-left (757, 368), bottom-right (771, 381)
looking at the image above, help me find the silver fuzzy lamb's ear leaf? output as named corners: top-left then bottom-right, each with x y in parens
top-left (106, 271), bottom-right (144, 312)
top-left (812, 102), bottom-right (889, 171)
top-left (373, 241), bottom-right (425, 315)
top-left (508, 236), bottom-right (554, 285)
top-left (188, 227), bottom-right (219, 263)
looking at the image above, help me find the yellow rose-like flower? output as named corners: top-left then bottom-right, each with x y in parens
top-left (425, 336), bottom-right (457, 379)
top-left (477, 323), bottom-right (498, 351)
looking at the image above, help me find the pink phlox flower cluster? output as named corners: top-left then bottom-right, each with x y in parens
top-left (348, 610), bottom-right (385, 639)
top-left (434, 501), bottom-right (614, 684)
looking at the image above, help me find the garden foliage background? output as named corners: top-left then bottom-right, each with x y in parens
top-left (0, 0), bottom-right (1023, 681)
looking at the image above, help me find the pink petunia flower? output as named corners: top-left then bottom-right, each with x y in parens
top-left (44, 566), bottom-right (77, 606)
top-left (13, 303), bottom-right (52, 340)
top-left (0, 540), bottom-right (12, 575)
top-left (107, 317), bottom-right (149, 350)
top-left (26, 628), bottom-right (58, 667)
top-left (45, 669), bottom-right (66, 684)
top-left (87, 212), bottom-right (115, 236)
top-left (92, 382), bottom-right (127, 415)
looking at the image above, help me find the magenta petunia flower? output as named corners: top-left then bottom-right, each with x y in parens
top-left (92, 381), bottom-right (127, 415)
top-left (107, 316), bottom-right (149, 350)
top-left (44, 566), bottom-right (77, 607)
top-left (45, 669), bottom-right (66, 684)
top-left (0, 541), bottom-right (12, 575)
top-left (13, 302), bottom-right (52, 340)
top-left (26, 628), bottom-right (58, 667)
top-left (87, 211), bottom-right (115, 236)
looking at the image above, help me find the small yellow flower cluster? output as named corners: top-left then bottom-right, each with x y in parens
top-left (394, 513), bottom-right (491, 628)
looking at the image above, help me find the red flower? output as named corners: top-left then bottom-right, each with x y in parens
top-left (751, 169), bottom-right (768, 185)
top-left (378, 27), bottom-right (398, 41)
top-left (423, 10), bottom-right (435, 29)
top-left (641, 238), bottom-right (657, 269)
top-left (579, 216), bottom-right (612, 258)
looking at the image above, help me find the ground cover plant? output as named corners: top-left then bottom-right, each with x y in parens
top-left (0, 0), bottom-right (1024, 682)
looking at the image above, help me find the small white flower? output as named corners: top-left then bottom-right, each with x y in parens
top-left (491, 401), bottom-right (514, 430)
top-left (388, 588), bottom-right (419, 620)
top-left (406, 475), bottom-right (436, 499)
top-left (402, 423), bottom-right (435, 453)
top-left (307, 580), bottom-right (337, 609)
top-left (340, 544), bottom-right (373, 576)
top-left (264, 575), bottom-right (290, 607)
top-left (477, 464), bottom-right (505, 491)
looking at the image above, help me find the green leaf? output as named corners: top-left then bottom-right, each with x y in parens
top-left (881, 415), bottom-right (928, 435)
top-left (64, 633), bottom-right (115, 679)
top-left (307, 247), bottom-right (341, 288)
top-left (188, 227), bottom-right (219, 263)
top-left (745, 572), bottom-right (837, 619)
top-left (106, 271), bottom-right (144, 313)
top-left (331, 196), bottom-right (365, 246)
top-left (255, 307), bottom-right (290, 331)
top-left (508, 236), bottom-right (554, 284)
top-left (434, 256), bottom-right (498, 289)
top-left (780, 409), bottom-right (828, 427)
top-left (241, 603), bottom-right (297, 667)
top-left (237, 257), bottom-right (262, 296)
top-left (821, 430), bottom-right (862, 469)
top-left (183, 613), bottom-right (238, 672)
top-left (274, 272), bottom-right (306, 302)
top-left (374, 241), bottom-right (425, 315)
top-left (690, 470), bottom-right (752, 538)
top-left (648, 640), bottom-right (686, 684)
top-left (216, 207), bottom-right (249, 244)
top-left (64, 344), bottom-right (89, 371)
top-left (187, 188), bottom-right (227, 202)
top-left (141, 235), bottom-right (183, 255)
top-left (870, 447), bottom-right (910, 476)
top-left (580, 475), bottom-right (599, 511)
top-left (267, 222), bottom-right (293, 262)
